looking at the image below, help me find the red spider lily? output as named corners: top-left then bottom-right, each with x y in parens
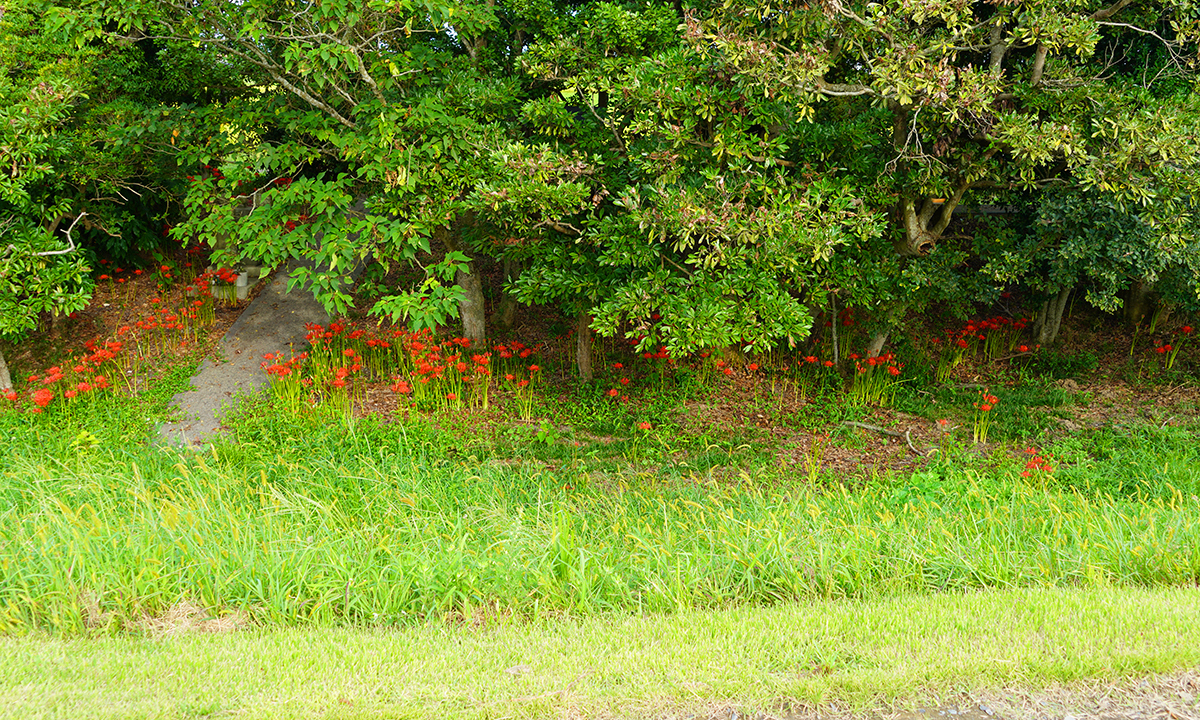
top-left (619, 377), bottom-right (631, 385)
top-left (607, 388), bottom-right (619, 397)
top-left (638, 421), bottom-right (651, 430)
top-left (722, 368), bottom-right (733, 376)
top-left (1184, 326), bottom-right (1194, 334)
top-left (612, 363), bottom-right (623, 369)
top-left (99, 274), bottom-right (110, 280)
top-left (823, 360), bottom-right (834, 367)
top-left (804, 356), bottom-right (817, 363)
top-left (32, 388), bottom-right (54, 408)
top-left (505, 374), bottom-right (515, 381)
top-left (517, 380), bottom-right (529, 388)
top-left (529, 364), bottom-right (540, 372)
top-left (342, 349), bottom-right (356, 357)
top-left (4, 391), bottom-right (18, 402)
top-left (390, 379), bottom-right (412, 394)
top-left (447, 393), bottom-right (457, 401)
top-left (747, 363), bottom-right (759, 371)
top-left (330, 378), bottom-right (347, 389)
top-left (64, 390), bottom-right (77, 399)
top-left (887, 365), bottom-right (901, 376)
top-left (456, 362), bottom-right (468, 373)
top-left (978, 403), bottom-right (993, 412)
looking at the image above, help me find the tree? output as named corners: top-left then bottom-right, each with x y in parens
top-left (0, 1), bottom-right (96, 389)
top-left (689, 0), bottom-right (1200, 340)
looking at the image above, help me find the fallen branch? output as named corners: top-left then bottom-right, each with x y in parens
top-left (841, 421), bottom-right (924, 456)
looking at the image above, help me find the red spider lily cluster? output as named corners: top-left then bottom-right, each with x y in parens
top-left (849, 352), bottom-right (903, 377)
top-left (3, 345), bottom-right (119, 413)
top-left (973, 391), bottom-right (999, 413)
top-left (1153, 324), bottom-right (1193, 369)
top-left (972, 389), bottom-right (1000, 443)
top-left (264, 322), bottom-right (544, 415)
top-left (933, 315), bottom-right (1034, 381)
top-left (847, 351), bottom-right (905, 406)
top-left (1021, 447), bottom-right (1055, 478)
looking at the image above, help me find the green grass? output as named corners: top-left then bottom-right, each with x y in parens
top-left (2, 390), bottom-right (1199, 633)
top-left (0, 585), bottom-right (1197, 719)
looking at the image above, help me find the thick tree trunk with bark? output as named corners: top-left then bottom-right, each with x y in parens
top-left (437, 226), bottom-right (486, 344)
top-left (866, 330), bottom-right (889, 358)
top-left (496, 258), bottom-right (522, 333)
top-left (0, 345), bottom-right (12, 392)
top-left (1124, 280), bottom-right (1152, 327)
top-left (1036, 288), bottom-right (1072, 346)
top-left (576, 309), bottom-right (593, 382)
top-left (455, 269), bottom-right (486, 344)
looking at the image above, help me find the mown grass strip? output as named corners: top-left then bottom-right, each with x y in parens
top-left (0, 586), bottom-right (1197, 720)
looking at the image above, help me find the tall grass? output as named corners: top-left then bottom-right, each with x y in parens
top-left (2, 400), bottom-right (1198, 635)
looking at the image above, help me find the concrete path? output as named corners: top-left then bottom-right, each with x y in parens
top-left (157, 259), bottom-right (331, 448)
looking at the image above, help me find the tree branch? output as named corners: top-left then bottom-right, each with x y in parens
top-left (33, 213), bottom-right (85, 257)
top-left (1092, 0), bottom-right (1135, 20)
top-left (1030, 44), bottom-right (1048, 86)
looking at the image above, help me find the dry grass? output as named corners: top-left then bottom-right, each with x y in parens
top-left (126, 600), bottom-right (250, 638)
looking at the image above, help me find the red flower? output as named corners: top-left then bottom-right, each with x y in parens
top-left (99, 274), bottom-right (110, 280)
top-left (747, 363), bottom-right (759, 371)
top-left (456, 362), bottom-right (467, 373)
top-left (529, 364), bottom-right (540, 372)
top-left (447, 393), bottom-right (457, 401)
top-left (823, 360), bottom-right (834, 367)
top-left (612, 363), bottom-right (623, 369)
top-left (804, 356), bottom-right (817, 363)
top-left (32, 388), bottom-right (54, 407)
top-left (1018, 345), bottom-right (1029, 353)
top-left (1183, 326), bottom-right (1194, 334)
top-left (887, 365), bottom-right (901, 376)
top-left (978, 403), bottom-right (992, 412)
top-left (505, 373), bottom-right (515, 381)
top-left (619, 377), bottom-right (630, 385)
top-left (723, 368), bottom-right (733, 376)
top-left (638, 421), bottom-right (651, 430)
top-left (342, 349), bottom-right (356, 357)
top-left (607, 388), bottom-right (619, 397)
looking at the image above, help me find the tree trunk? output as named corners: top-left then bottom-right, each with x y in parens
top-left (455, 268), bottom-right (486, 344)
top-left (866, 330), bottom-right (889, 358)
top-left (1124, 280), bottom-right (1151, 327)
top-left (437, 226), bottom-right (486, 344)
top-left (1036, 288), bottom-right (1072, 346)
top-left (576, 309), bottom-right (594, 382)
top-left (0, 344), bottom-right (13, 392)
top-left (496, 258), bottom-right (522, 333)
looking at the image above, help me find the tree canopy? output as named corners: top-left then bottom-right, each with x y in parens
top-left (5, 0), bottom-right (1200, 386)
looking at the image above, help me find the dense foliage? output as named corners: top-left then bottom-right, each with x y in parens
top-left (5, 0), bottom-right (1200, 384)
